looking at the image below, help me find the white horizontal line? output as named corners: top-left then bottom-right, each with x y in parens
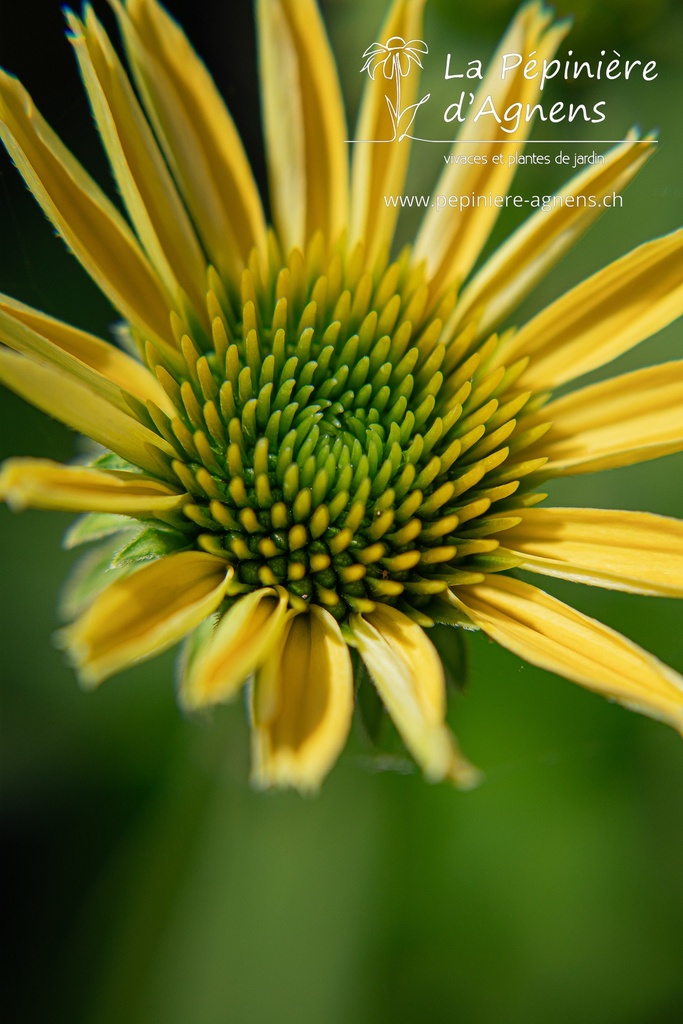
top-left (345, 139), bottom-right (657, 144)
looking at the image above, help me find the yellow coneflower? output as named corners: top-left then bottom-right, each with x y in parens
top-left (1, 0), bottom-right (682, 792)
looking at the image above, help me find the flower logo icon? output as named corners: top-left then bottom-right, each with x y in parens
top-left (361, 36), bottom-right (430, 141)
top-left (361, 36), bottom-right (428, 80)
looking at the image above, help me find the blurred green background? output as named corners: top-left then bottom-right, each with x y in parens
top-left (1, 1), bottom-right (682, 1022)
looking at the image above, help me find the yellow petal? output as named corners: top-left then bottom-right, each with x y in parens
top-left (0, 293), bottom-right (172, 415)
top-left (502, 507), bottom-right (683, 597)
top-left (113, 0), bottom-right (266, 286)
top-left (414, 4), bottom-right (569, 293)
top-left (525, 361), bottom-right (683, 474)
top-left (255, 0), bottom-right (304, 252)
top-left (0, 458), bottom-right (187, 514)
top-left (0, 70), bottom-right (173, 348)
top-left (61, 551), bottom-right (232, 686)
top-left (496, 229), bottom-right (683, 389)
top-left (452, 132), bottom-right (656, 338)
top-left (250, 606), bottom-right (354, 792)
top-left (349, 0), bottom-right (426, 267)
top-left (0, 347), bottom-right (173, 478)
top-left (350, 604), bottom-right (481, 787)
top-left (181, 587), bottom-right (289, 709)
top-left (452, 575), bottom-right (683, 732)
top-left (66, 7), bottom-right (207, 321)
top-left (257, 0), bottom-right (348, 252)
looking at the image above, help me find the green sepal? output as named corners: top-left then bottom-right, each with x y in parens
top-left (110, 527), bottom-right (190, 569)
top-left (424, 596), bottom-right (479, 630)
top-left (175, 614), bottom-right (219, 707)
top-left (59, 535), bottom-right (138, 620)
top-left (63, 513), bottom-right (144, 550)
top-left (429, 623), bottom-right (470, 692)
top-left (352, 649), bottom-right (385, 746)
top-left (88, 451), bottom-right (139, 472)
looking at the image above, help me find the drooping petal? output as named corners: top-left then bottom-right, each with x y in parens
top-left (0, 293), bottom-right (172, 414)
top-left (350, 603), bottom-right (481, 787)
top-left (0, 69), bottom-right (173, 348)
top-left (451, 133), bottom-right (656, 338)
top-left (495, 229), bottom-right (683, 389)
top-left (66, 7), bottom-right (208, 321)
top-left (414, 4), bottom-right (569, 294)
top-left (61, 551), bottom-right (232, 686)
top-left (181, 587), bottom-right (289, 710)
top-left (371, 55), bottom-right (391, 80)
top-left (256, 0), bottom-right (349, 253)
top-left (349, 0), bottom-right (427, 267)
top-left (0, 458), bottom-right (187, 514)
top-left (364, 41), bottom-right (387, 54)
top-left (0, 347), bottom-right (174, 478)
top-left (251, 606), bottom-right (354, 791)
top-left (501, 507), bottom-right (683, 597)
top-left (452, 575), bottom-right (683, 732)
top-left (524, 361), bottom-right (683, 474)
top-left (112, 0), bottom-right (266, 287)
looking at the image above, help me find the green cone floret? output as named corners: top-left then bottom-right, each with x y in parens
top-left (107, 233), bottom-right (546, 625)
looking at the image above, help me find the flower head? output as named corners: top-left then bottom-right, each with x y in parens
top-left (361, 36), bottom-right (428, 80)
top-left (1, 0), bottom-right (683, 792)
